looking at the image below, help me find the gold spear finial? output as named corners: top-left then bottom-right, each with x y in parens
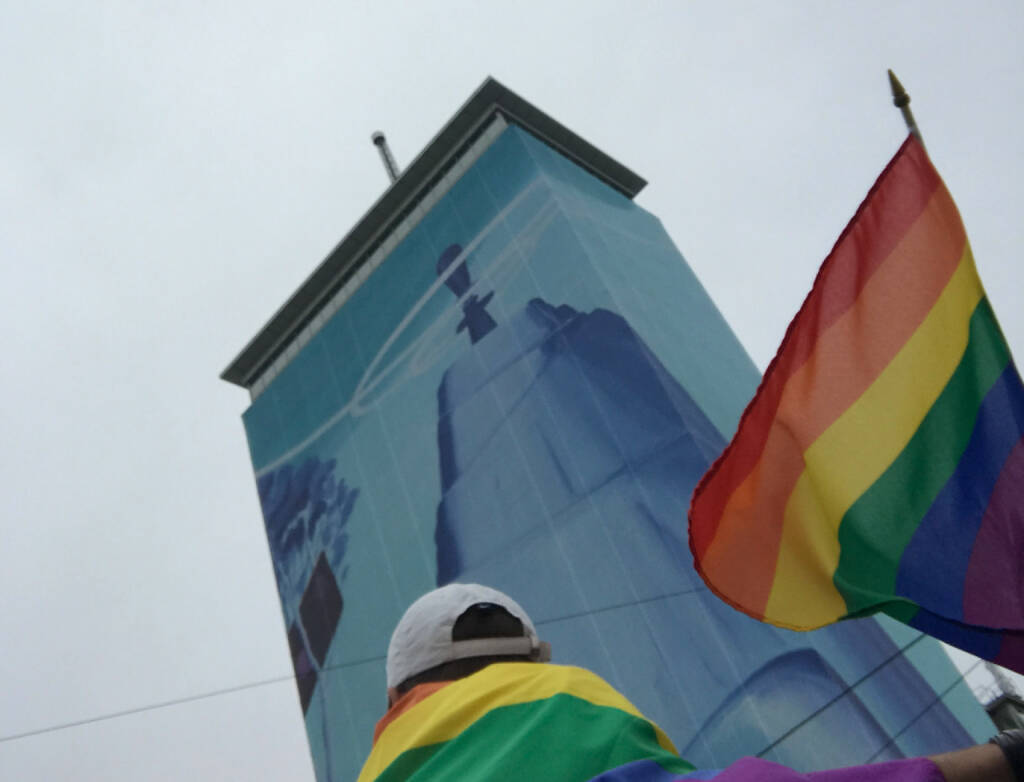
top-left (888, 69), bottom-right (925, 148)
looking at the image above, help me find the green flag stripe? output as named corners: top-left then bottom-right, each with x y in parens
top-left (834, 297), bottom-right (1010, 615)
top-left (374, 693), bottom-right (693, 782)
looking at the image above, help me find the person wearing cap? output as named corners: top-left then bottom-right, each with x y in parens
top-left (357, 584), bottom-right (1022, 782)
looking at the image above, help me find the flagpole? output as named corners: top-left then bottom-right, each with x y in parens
top-left (888, 69), bottom-right (925, 149)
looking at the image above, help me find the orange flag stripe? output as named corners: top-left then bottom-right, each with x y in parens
top-left (697, 179), bottom-right (966, 618)
top-left (691, 138), bottom-right (941, 561)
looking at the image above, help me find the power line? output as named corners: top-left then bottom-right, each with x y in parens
top-left (756, 632), bottom-right (929, 757)
top-left (0, 651), bottom-right (390, 746)
top-left (0, 672), bottom-right (295, 745)
top-left (0, 626), bottom-right (991, 752)
top-left (0, 587), bottom-right (711, 747)
top-left (865, 658), bottom-right (986, 763)
top-left (534, 584), bottom-right (710, 627)
top-left (756, 632), bottom-right (989, 762)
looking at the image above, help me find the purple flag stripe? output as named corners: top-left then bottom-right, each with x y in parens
top-left (996, 631), bottom-right (1024, 672)
top-left (965, 435), bottom-right (1024, 625)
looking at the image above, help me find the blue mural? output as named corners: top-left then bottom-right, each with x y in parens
top-left (257, 457), bottom-right (358, 714)
top-left (429, 245), bottom-right (978, 770)
top-left (242, 124), bottom-right (993, 782)
top-left (435, 294), bottom-right (723, 594)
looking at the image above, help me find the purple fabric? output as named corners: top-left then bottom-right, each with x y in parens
top-left (587, 757), bottom-right (944, 782)
top-left (996, 631), bottom-right (1024, 673)
top-left (964, 437), bottom-right (1024, 627)
top-left (801, 758), bottom-right (943, 781)
top-left (707, 757), bottom-right (942, 781)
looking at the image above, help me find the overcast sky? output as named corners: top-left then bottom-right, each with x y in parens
top-left (2, 2), bottom-right (1022, 779)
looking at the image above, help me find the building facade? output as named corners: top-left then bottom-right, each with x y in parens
top-left (223, 79), bottom-right (993, 782)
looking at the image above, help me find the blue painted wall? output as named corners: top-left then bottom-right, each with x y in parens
top-left (243, 126), bottom-right (992, 782)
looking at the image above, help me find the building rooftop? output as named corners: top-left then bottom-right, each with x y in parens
top-left (221, 76), bottom-right (646, 390)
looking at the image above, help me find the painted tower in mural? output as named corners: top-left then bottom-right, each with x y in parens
top-left (222, 79), bottom-right (993, 782)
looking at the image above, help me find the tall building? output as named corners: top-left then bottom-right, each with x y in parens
top-left (222, 78), bottom-right (993, 782)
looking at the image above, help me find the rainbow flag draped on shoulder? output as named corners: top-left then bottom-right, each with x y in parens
top-left (689, 135), bottom-right (1024, 672)
top-left (358, 663), bottom-right (944, 781)
top-left (357, 662), bottom-right (693, 782)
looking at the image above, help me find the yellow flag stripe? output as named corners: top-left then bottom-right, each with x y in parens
top-left (765, 247), bottom-right (983, 626)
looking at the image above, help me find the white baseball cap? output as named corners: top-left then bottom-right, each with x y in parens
top-left (386, 583), bottom-right (551, 688)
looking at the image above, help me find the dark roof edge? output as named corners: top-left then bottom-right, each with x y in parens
top-left (221, 77), bottom-right (646, 389)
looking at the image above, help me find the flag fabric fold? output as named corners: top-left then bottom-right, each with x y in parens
top-left (357, 663), bottom-right (693, 782)
top-left (357, 663), bottom-right (943, 782)
top-left (589, 757), bottom-right (943, 781)
top-left (688, 135), bottom-right (1024, 672)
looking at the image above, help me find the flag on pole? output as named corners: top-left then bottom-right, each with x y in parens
top-left (689, 135), bottom-right (1024, 672)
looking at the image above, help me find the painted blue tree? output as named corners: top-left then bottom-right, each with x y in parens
top-left (258, 457), bottom-right (358, 713)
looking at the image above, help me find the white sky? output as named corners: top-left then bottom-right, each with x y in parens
top-left (2, 2), bottom-right (1022, 779)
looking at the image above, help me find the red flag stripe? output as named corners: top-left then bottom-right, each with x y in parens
top-left (691, 137), bottom-right (942, 560)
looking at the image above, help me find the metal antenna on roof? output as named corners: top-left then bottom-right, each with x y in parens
top-left (371, 131), bottom-right (401, 184)
top-left (887, 70), bottom-right (925, 149)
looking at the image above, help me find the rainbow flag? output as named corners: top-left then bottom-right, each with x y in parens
top-left (689, 135), bottom-right (1024, 672)
top-left (357, 663), bottom-right (693, 782)
top-left (357, 662), bottom-right (944, 781)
